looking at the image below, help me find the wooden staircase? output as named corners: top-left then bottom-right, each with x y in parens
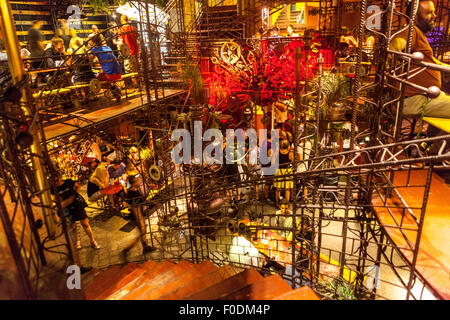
top-left (82, 260), bottom-right (320, 300)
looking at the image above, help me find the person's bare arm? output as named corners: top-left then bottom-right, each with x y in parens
top-left (390, 36), bottom-right (407, 52)
top-left (432, 56), bottom-right (450, 67)
top-left (61, 195), bottom-right (75, 208)
top-left (348, 36), bottom-right (358, 47)
top-left (289, 150), bottom-right (294, 163)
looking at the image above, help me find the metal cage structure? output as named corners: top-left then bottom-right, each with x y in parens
top-left (0, 0), bottom-right (449, 300)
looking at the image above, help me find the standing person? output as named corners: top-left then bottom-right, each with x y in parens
top-left (58, 19), bottom-right (72, 51)
top-left (273, 139), bottom-right (294, 207)
top-left (68, 29), bottom-right (83, 52)
top-left (124, 175), bottom-right (154, 253)
top-left (55, 174), bottom-right (100, 249)
top-left (118, 15), bottom-right (139, 73)
top-left (222, 134), bottom-right (244, 202)
top-left (104, 22), bottom-right (119, 56)
top-left (27, 20), bottom-right (45, 69)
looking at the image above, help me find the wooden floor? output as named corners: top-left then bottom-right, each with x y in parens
top-left (43, 89), bottom-right (184, 141)
top-left (372, 170), bottom-right (450, 299)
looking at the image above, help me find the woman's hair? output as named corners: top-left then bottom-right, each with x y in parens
top-left (73, 38), bottom-right (85, 52)
top-left (128, 175), bottom-right (138, 186)
top-left (90, 34), bottom-right (103, 47)
top-left (280, 139), bottom-right (290, 150)
top-left (51, 37), bottom-right (63, 47)
top-left (112, 158), bottom-right (122, 165)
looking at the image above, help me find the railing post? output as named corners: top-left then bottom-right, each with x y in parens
top-left (0, 0), bottom-right (58, 239)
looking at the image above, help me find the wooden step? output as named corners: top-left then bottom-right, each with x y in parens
top-left (218, 274), bottom-right (292, 300)
top-left (81, 268), bottom-right (100, 288)
top-left (121, 261), bottom-right (194, 300)
top-left (159, 265), bottom-right (240, 300)
top-left (106, 261), bottom-right (174, 300)
top-left (94, 265), bottom-right (147, 300)
top-left (186, 268), bottom-right (263, 300)
top-left (85, 263), bottom-right (140, 300)
top-left (273, 286), bottom-right (320, 300)
top-left (139, 261), bottom-right (218, 300)
top-left (83, 265), bottom-right (122, 296)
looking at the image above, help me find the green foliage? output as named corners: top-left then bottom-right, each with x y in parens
top-left (88, 0), bottom-right (128, 14)
top-left (319, 278), bottom-right (357, 300)
top-left (316, 72), bottom-right (351, 120)
top-left (140, 147), bottom-right (154, 160)
top-left (321, 72), bottom-right (351, 106)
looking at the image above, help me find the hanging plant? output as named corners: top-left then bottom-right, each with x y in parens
top-left (88, 0), bottom-right (128, 14)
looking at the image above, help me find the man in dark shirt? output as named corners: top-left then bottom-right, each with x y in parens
top-left (28, 20), bottom-right (45, 69)
top-left (391, 0), bottom-right (450, 118)
top-left (58, 19), bottom-right (72, 50)
top-left (44, 38), bottom-right (66, 69)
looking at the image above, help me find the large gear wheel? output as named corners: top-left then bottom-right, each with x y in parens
top-left (220, 41), bottom-right (241, 65)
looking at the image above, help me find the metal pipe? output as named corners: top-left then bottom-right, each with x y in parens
top-left (0, 0), bottom-right (57, 238)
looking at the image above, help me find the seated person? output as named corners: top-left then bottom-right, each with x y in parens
top-left (273, 200), bottom-right (312, 242)
top-left (44, 38), bottom-right (66, 69)
top-left (67, 38), bottom-right (96, 84)
top-left (340, 27), bottom-right (358, 48)
top-left (390, 0), bottom-right (450, 119)
top-left (87, 163), bottom-right (110, 202)
top-left (89, 34), bottom-right (122, 82)
top-left (107, 159), bottom-right (127, 182)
